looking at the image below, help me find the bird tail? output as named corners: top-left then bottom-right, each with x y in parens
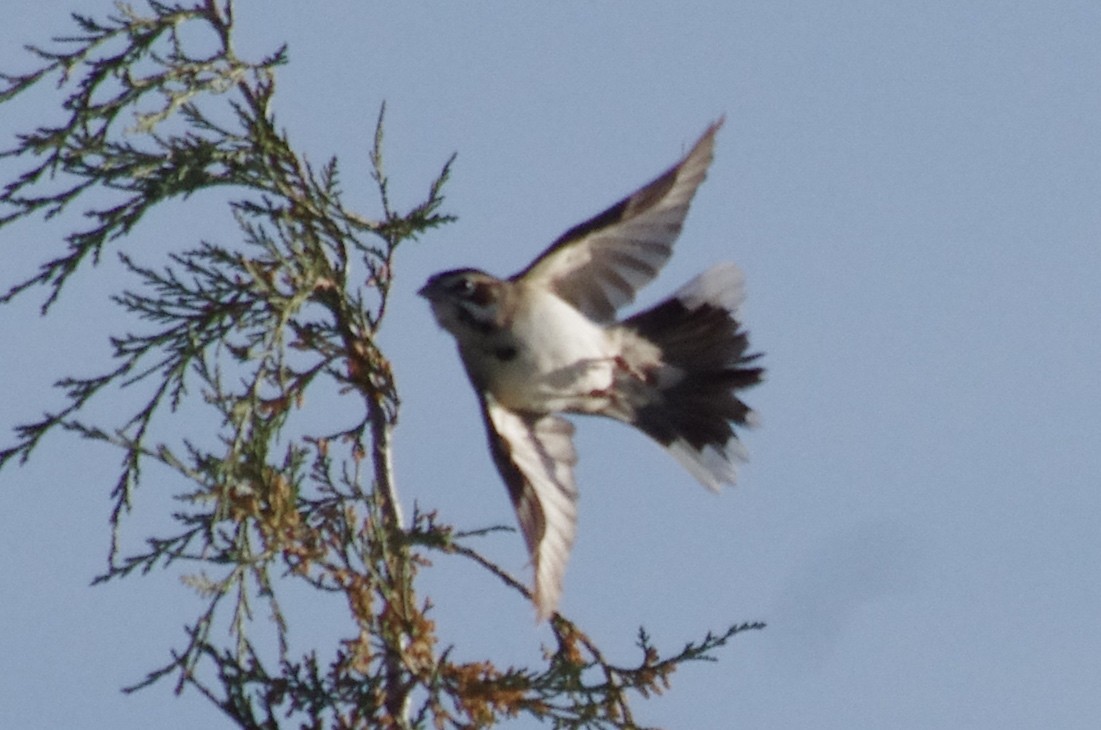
top-left (622, 262), bottom-right (764, 490)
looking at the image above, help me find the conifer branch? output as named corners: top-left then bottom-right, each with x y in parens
top-left (1, 3), bottom-right (759, 727)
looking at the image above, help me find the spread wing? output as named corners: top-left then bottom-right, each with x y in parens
top-left (513, 119), bottom-right (723, 322)
top-left (481, 396), bottom-right (578, 621)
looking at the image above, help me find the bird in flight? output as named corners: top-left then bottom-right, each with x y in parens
top-left (419, 120), bottom-right (763, 620)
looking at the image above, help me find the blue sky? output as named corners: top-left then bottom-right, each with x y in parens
top-left (2, 2), bottom-right (1100, 727)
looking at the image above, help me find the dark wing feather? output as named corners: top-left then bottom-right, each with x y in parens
top-left (481, 396), bottom-right (579, 621)
top-left (514, 120), bottom-right (723, 322)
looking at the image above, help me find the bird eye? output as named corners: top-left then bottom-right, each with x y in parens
top-left (446, 277), bottom-right (474, 297)
top-left (450, 277), bottom-right (492, 306)
top-left (432, 269), bottom-right (496, 307)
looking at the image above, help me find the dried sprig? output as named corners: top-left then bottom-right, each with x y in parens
top-left (0, 3), bottom-right (762, 728)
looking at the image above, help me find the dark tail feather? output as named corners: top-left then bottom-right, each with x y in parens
top-left (624, 263), bottom-right (764, 489)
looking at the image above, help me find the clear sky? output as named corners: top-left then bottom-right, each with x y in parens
top-left (2, 2), bottom-right (1100, 728)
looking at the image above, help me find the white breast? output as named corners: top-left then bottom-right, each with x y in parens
top-left (491, 286), bottom-right (616, 413)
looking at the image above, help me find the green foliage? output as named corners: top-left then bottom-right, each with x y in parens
top-left (0, 2), bottom-right (763, 728)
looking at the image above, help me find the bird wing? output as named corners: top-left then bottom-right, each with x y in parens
top-left (514, 119), bottom-right (722, 323)
top-left (480, 395), bottom-right (578, 621)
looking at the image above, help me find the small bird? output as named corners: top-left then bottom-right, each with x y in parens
top-left (419, 120), bottom-right (763, 620)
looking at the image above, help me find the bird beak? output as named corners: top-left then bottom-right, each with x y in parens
top-left (418, 276), bottom-right (447, 301)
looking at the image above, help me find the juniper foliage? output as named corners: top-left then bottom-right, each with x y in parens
top-left (0, 3), bottom-right (763, 728)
